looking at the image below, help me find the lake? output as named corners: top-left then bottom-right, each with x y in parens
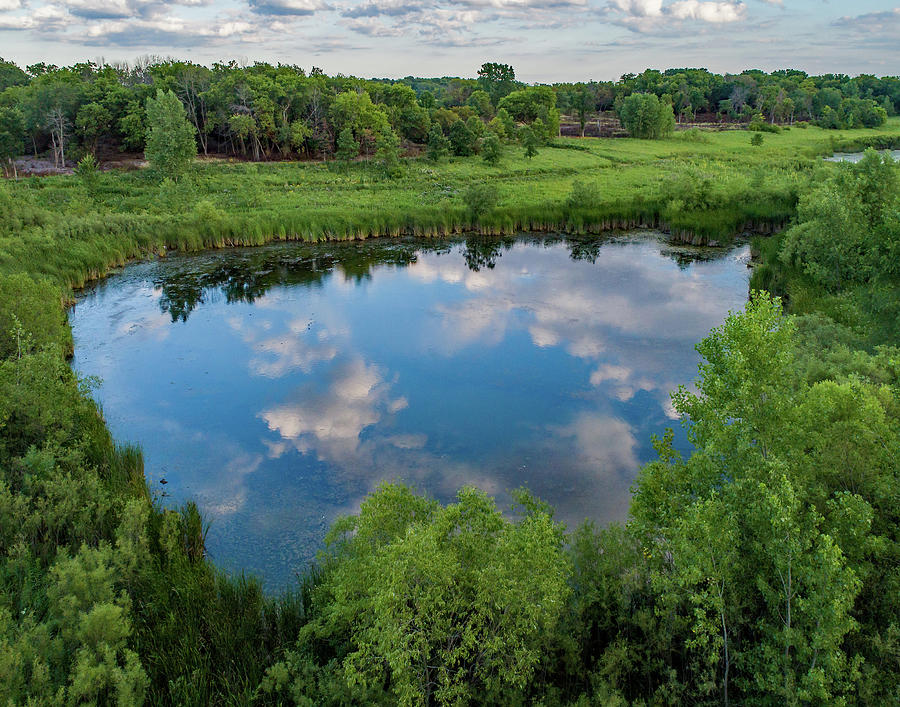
top-left (70, 232), bottom-right (751, 590)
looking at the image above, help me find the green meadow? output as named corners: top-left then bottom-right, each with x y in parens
top-left (4, 119), bottom-right (899, 290)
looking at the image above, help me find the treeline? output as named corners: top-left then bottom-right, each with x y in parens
top-left (553, 68), bottom-right (896, 132)
top-left (0, 59), bottom-right (895, 171)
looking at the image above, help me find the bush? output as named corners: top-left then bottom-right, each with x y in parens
top-left (751, 133), bottom-right (765, 147)
top-left (677, 127), bottom-right (710, 143)
top-left (464, 183), bottom-right (499, 220)
top-left (566, 179), bottom-right (602, 208)
top-left (74, 154), bottom-right (101, 199)
top-left (481, 133), bottom-right (502, 166)
top-left (795, 121), bottom-right (809, 129)
top-left (749, 120), bottom-right (782, 134)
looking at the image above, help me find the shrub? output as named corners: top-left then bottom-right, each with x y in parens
top-left (464, 183), bottom-right (499, 220)
top-left (566, 179), bottom-right (602, 208)
top-left (751, 133), bottom-right (765, 147)
top-left (749, 120), bottom-right (782, 134)
top-left (677, 127), bottom-right (710, 143)
top-left (481, 133), bottom-right (502, 166)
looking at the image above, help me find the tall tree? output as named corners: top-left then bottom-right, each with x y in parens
top-left (144, 89), bottom-right (197, 180)
top-left (477, 62), bottom-right (517, 105)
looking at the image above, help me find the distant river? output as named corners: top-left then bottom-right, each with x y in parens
top-left (826, 150), bottom-right (900, 163)
top-left (70, 232), bottom-right (750, 590)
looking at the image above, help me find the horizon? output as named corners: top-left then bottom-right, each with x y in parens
top-left (0, 1), bottom-right (896, 83)
top-left (6, 55), bottom-right (900, 85)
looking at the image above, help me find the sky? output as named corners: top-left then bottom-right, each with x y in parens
top-left (0, 0), bottom-right (897, 82)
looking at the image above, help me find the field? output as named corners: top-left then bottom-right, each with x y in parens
top-left (3, 119), bottom-right (899, 291)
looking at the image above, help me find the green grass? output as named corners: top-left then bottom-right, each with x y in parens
top-left (3, 118), bottom-right (899, 289)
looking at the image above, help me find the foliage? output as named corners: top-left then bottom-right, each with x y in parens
top-left (266, 484), bottom-right (571, 705)
top-left (780, 149), bottom-right (898, 289)
top-left (751, 132), bottom-right (764, 146)
top-left (74, 153), bottom-right (100, 198)
top-left (374, 126), bottom-right (402, 176)
top-left (463, 183), bottom-right (499, 220)
top-left (480, 132), bottom-right (502, 165)
top-left (144, 89), bottom-right (197, 181)
top-left (425, 123), bottom-right (450, 162)
top-left (0, 76), bottom-right (899, 704)
top-left (617, 92), bottom-right (675, 139)
top-left (522, 124), bottom-right (540, 158)
top-left (476, 62), bottom-right (518, 105)
top-left (335, 126), bottom-right (359, 164)
top-left (449, 119), bottom-right (475, 156)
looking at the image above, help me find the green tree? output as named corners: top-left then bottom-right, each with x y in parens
top-left (477, 62), bottom-right (517, 105)
top-left (466, 89), bottom-right (493, 119)
top-left (522, 125), bottom-right (539, 159)
top-left (0, 107), bottom-right (24, 177)
top-left (425, 123), bottom-right (450, 162)
top-left (575, 84), bottom-right (595, 137)
top-left (617, 92), bottom-right (675, 139)
top-left (375, 126), bottom-right (401, 176)
top-left (267, 484), bottom-right (570, 706)
top-left (449, 120), bottom-right (475, 156)
top-left (74, 153), bottom-right (100, 200)
top-left (75, 101), bottom-right (111, 155)
top-left (144, 89), bottom-right (196, 180)
top-left (481, 132), bottom-right (502, 166)
top-left (335, 126), bottom-right (359, 165)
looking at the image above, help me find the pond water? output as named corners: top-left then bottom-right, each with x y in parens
top-left (826, 150), bottom-right (900, 163)
top-left (70, 232), bottom-right (751, 590)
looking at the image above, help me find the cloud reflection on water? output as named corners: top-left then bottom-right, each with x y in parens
top-left (70, 233), bottom-right (750, 588)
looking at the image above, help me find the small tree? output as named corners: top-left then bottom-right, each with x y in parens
top-left (335, 127), bottom-right (359, 165)
top-left (522, 125), bottom-right (539, 159)
top-left (75, 102), bottom-right (111, 156)
top-left (375, 126), bottom-right (402, 176)
top-left (481, 133), bottom-right (502, 166)
top-left (74, 153), bottom-right (100, 200)
top-left (750, 133), bottom-right (764, 147)
top-left (144, 89), bottom-right (197, 181)
top-left (464, 183), bottom-right (499, 221)
top-left (618, 92), bottom-right (675, 139)
top-left (449, 120), bottom-right (475, 156)
top-left (426, 124), bottom-right (450, 162)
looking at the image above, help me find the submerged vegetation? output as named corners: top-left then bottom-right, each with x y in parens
top-left (1, 53), bottom-right (899, 703)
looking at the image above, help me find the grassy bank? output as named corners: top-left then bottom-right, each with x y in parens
top-left (3, 119), bottom-right (899, 290)
top-left (2, 122), bottom-right (900, 705)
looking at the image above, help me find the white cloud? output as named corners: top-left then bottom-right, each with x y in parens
top-left (669, 0), bottom-right (745, 23)
top-left (606, 0), bottom-right (746, 32)
top-left (610, 0), bottom-right (663, 17)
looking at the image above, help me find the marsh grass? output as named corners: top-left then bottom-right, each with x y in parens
top-left (2, 118), bottom-right (897, 289)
